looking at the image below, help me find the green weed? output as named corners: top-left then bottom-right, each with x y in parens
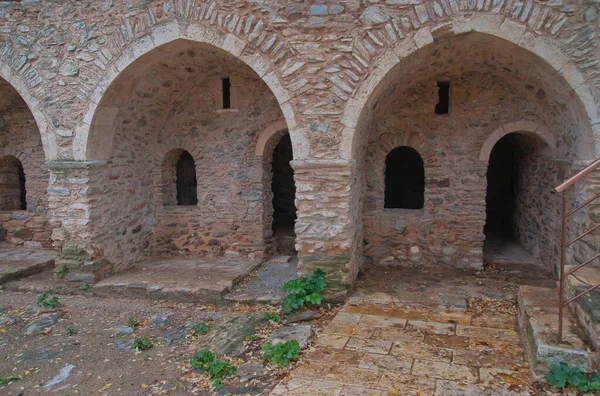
top-left (37, 290), bottom-right (62, 309)
top-left (190, 350), bottom-right (236, 388)
top-left (65, 326), bottom-right (77, 336)
top-left (191, 322), bottom-right (208, 335)
top-left (546, 362), bottom-right (600, 392)
top-left (0, 374), bottom-right (20, 385)
top-left (261, 340), bottom-right (300, 367)
top-left (263, 313), bottom-right (281, 323)
top-left (133, 336), bottom-right (153, 351)
top-left (127, 316), bottom-right (138, 327)
top-left (282, 269), bottom-right (326, 313)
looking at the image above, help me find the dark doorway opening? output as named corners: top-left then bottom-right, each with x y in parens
top-left (271, 134), bottom-right (296, 254)
top-left (485, 135), bottom-right (516, 238)
top-left (176, 151), bottom-right (198, 206)
top-left (0, 156), bottom-right (27, 211)
top-left (483, 134), bottom-right (538, 266)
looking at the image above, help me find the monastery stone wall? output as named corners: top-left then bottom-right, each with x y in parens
top-left (0, 0), bottom-right (598, 297)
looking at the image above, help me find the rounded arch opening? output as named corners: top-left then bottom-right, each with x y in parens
top-left (384, 146), bottom-right (425, 210)
top-left (483, 132), bottom-right (555, 267)
top-left (344, 30), bottom-right (596, 163)
top-left (78, 36), bottom-right (298, 263)
top-left (78, 27), bottom-right (307, 162)
top-left (0, 75), bottom-right (52, 247)
top-left (359, 29), bottom-right (582, 271)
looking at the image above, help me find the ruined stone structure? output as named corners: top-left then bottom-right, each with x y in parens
top-left (0, 0), bottom-right (598, 298)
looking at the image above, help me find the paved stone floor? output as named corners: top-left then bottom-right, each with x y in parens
top-left (272, 264), bottom-right (554, 395)
top-left (0, 245), bottom-right (56, 285)
top-left (483, 234), bottom-right (537, 266)
top-left (350, 264), bottom-right (555, 309)
top-left (226, 255), bottom-right (298, 304)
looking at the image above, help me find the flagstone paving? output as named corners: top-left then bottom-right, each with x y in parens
top-left (272, 303), bottom-right (533, 395)
top-left (272, 264), bottom-right (553, 395)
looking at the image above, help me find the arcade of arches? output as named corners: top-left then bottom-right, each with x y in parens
top-left (0, 2), bottom-right (598, 299)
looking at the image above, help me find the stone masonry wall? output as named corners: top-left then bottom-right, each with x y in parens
top-left (0, 0), bottom-right (598, 292)
top-left (362, 47), bottom-right (575, 272)
top-left (0, 79), bottom-right (50, 248)
top-left (511, 135), bottom-right (564, 272)
top-left (92, 41), bottom-right (285, 270)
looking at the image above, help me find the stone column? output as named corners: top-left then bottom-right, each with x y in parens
top-left (291, 159), bottom-right (360, 301)
top-left (46, 161), bottom-right (110, 283)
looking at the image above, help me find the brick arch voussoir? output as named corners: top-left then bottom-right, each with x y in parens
top-left (479, 121), bottom-right (556, 163)
top-left (378, 133), bottom-right (433, 162)
top-left (340, 13), bottom-right (598, 161)
top-left (0, 67), bottom-right (57, 161)
top-left (256, 119), bottom-right (289, 158)
top-left (77, 21), bottom-right (308, 163)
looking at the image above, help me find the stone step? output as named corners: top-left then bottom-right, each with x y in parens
top-left (92, 257), bottom-right (261, 304)
top-left (564, 265), bottom-right (600, 350)
top-left (518, 285), bottom-right (592, 380)
top-left (0, 255), bottom-right (55, 285)
top-left (268, 255), bottom-right (292, 264)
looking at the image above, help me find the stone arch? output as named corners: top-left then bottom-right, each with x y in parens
top-left (479, 121), bottom-right (556, 162)
top-left (255, 120), bottom-right (289, 158)
top-left (0, 68), bottom-right (56, 160)
top-left (376, 132), bottom-right (434, 161)
top-left (339, 16), bottom-right (598, 161)
top-left (75, 22), bottom-right (307, 162)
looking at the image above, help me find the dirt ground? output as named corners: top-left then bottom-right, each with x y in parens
top-left (0, 288), bottom-right (334, 396)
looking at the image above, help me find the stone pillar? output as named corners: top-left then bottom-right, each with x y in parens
top-left (291, 159), bottom-right (360, 301)
top-left (46, 161), bottom-right (110, 283)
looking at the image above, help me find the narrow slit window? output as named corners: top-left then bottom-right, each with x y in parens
top-left (222, 77), bottom-right (231, 109)
top-left (435, 81), bottom-right (450, 115)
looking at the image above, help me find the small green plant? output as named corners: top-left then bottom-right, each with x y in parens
top-left (264, 313), bottom-right (281, 323)
top-left (546, 362), bottom-right (600, 392)
top-left (37, 290), bottom-right (62, 309)
top-left (282, 269), bottom-right (326, 313)
top-left (127, 315), bottom-right (138, 327)
top-left (0, 374), bottom-right (20, 385)
top-left (261, 340), bottom-right (300, 367)
top-left (133, 336), bottom-right (153, 351)
top-left (80, 283), bottom-right (90, 291)
top-left (190, 350), bottom-right (236, 388)
top-left (55, 264), bottom-right (66, 277)
top-left (191, 322), bottom-right (208, 335)
top-left (245, 334), bottom-right (256, 343)
top-left (65, 326), bottom-right (77, 336)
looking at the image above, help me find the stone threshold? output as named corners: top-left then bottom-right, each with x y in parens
top-left (92, 257), bottom-right (263, 304)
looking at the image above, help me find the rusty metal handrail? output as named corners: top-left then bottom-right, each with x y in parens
top-left (557, 158), bottom-right (600, 342)
top-left (555, 158), bottom-right (600, 193)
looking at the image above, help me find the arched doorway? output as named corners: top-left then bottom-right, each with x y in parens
top-left (0, 78), bottom-right (50, 247)
top-left (355, 32), bottom-right (585, 273)
top-left (271, 134), bottom-right (296, 255)
top-left (483, 133), bottom-right (554, 266)
top-left (81, 38), bottom-right (292, 267)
